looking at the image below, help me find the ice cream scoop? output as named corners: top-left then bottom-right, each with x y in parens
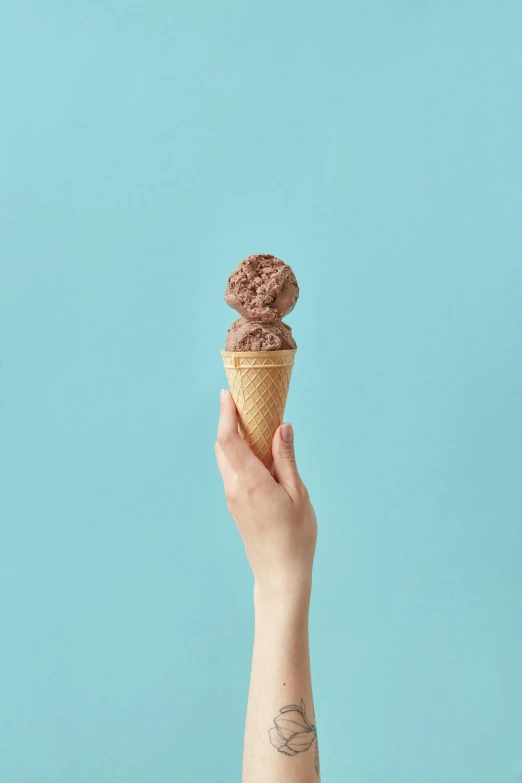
top-left (225, 317), bottom-right (297, 352)
top-left (225, 254), bottom-right (299, 323)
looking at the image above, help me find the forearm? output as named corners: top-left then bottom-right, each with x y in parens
top-left (215, 395), bottom-right (319, 780)
top-left (243, 584), bottom-right (319, 782)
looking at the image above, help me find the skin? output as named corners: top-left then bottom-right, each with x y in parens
top-left (215, 390), bottom-right (319, 782)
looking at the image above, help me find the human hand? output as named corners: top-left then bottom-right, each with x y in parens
top-left (215, 390), bottom-right (317, 601)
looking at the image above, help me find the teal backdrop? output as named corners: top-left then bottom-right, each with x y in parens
top-left (1, 2), bottom-right (521, 781)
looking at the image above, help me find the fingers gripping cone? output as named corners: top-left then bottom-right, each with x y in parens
top-left (221, 349), bottom-right (296, 468)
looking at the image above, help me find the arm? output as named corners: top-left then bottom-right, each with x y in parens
top-left (215, 390), bottom-right (320, 782)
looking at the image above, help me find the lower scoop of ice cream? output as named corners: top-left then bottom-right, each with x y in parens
top-left (225, 317), bottom-right (297, 352)
top-left (225, 254), bottom-right (299, 322)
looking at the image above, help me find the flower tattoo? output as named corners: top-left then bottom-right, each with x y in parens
top-left (269, 699), bottom-right (319, 775)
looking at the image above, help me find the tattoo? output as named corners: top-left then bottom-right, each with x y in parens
top-left (269, 699), bottom-right (320, 776)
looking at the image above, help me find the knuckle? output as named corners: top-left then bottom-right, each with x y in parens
top-left (224, 484), bottom-right (238, 505)
top-left (217, 431), bottom-right (233, 449)
top-left (243, 474), bottom-right (271, 499)
top-left (243, 476), bottom-right (259, 496)
top-left (257, 479), bottom-right (274, 500)
top-left (297, 483), bottom-right (310, 502)
top-left (224, 474), bottom-right (241, 506)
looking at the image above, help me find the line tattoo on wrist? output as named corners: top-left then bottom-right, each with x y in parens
top-left (268, 699), bottom-right (320, 776)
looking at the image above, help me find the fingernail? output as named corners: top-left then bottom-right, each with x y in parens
top-left (220, 389), bottom-right (227, 404)
top-left (281, 422), bottom-right (293, 444)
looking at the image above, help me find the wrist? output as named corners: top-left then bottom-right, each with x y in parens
top-left (253, 585), bottom-right (310, 653)
top-left (253, 576), bottom-right (312, 617)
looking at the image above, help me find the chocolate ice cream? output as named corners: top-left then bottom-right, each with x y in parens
top-left (226, 317), bottom-right (297, 352)
top-left (225, 254), bottom-right (299, 323)
top-left (221, 254), bottom-right (298, 467)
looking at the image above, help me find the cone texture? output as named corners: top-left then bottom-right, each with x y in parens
top-left (221, 349), bottom-right (296, 468)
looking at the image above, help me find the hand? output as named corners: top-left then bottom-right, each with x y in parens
top-left (215, 390), bottom-right (317, 600)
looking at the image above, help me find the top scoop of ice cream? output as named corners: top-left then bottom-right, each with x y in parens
top-left (224, 254), bottom-right (299, 323)
top-left (225, 317), bottom-right (297, 352)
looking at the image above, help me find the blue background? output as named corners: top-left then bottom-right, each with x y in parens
top-left (1, 1), bottom-right (521, 781)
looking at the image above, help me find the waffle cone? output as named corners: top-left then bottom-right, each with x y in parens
top-left (221, 349), bottom-right (296, 468)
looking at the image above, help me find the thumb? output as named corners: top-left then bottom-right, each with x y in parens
top-left (272, 422), bottom-right (301, 495)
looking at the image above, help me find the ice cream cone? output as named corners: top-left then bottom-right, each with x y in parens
top-left (221, 349), bottom-right (296, 468)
